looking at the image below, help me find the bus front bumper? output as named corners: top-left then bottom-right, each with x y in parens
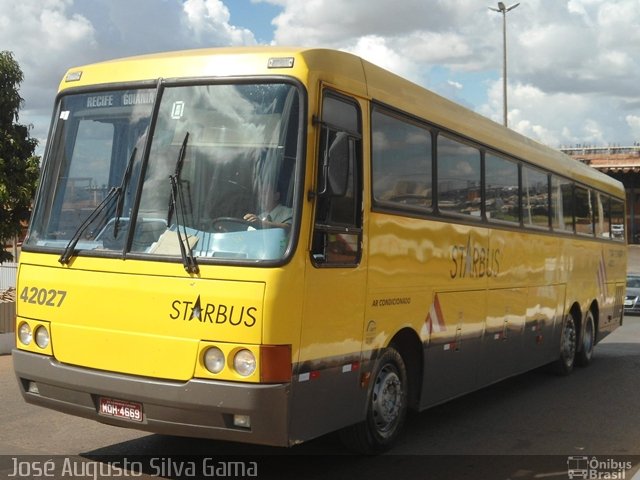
top-left (12, 349), bottom-right (291, 447)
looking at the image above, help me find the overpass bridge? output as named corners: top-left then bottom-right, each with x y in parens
top-left (562, 145), bottom-right (640, 243)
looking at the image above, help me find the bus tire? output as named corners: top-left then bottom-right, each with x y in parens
top-left (576, 310), bottom-right (595, 367)
top-left (552, 314), bottom-right (577, 376)
top-left (339, 347), bottom-right (408, 454)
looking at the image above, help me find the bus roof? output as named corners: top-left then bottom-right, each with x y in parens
top-left (60, 47), bottom-right (623, 198)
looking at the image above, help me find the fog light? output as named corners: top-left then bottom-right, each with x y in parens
top-left (233, 349), bottom-right (256, 377)
top-left (27, 381), bottom-right (39, 394)
top-left (18, 322), bottom-right (32, 346)
top-left (34, 326), bottom-right (50, 349)
top-left (233, 414), bottom-right (251, 429)
top-left (204, 347), bottom-right (225, 374)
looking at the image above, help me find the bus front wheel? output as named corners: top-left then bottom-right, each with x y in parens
top-left (339, 347), bottom-right (408, 454)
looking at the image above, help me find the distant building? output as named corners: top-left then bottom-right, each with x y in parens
top-left (562, 145), bottom-right (640, 243)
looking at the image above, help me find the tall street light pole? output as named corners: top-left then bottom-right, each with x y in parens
top-left (489, 2), bottom-right (519, 127)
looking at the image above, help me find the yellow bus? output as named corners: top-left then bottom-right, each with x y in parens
top-left (13, 47), bottom-right (627, 453)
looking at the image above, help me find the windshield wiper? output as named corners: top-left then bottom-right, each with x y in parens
top-left (167, 132), bottom-right (199, 274)
top-left (58, 187), bottom-right (119, 265)
top-left (113, 147), bottom-right (137, 238)
top-left (59, 147), bottom-right (139, 265)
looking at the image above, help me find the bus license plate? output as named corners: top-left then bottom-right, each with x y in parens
top-left (98, 397), bottom-right (143, 422)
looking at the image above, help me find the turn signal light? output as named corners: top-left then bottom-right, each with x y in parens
top-left (260, 345), bottom-right (292, 383)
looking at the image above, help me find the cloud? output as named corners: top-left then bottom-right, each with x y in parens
top-left (346, 36), bottom-right (420, 84)
top-left (0, 0), bottom-right (97, 146)
top-left (264, 0), bottom-right (640, 146)
top-left (511, 0), bottom-right (640, 100)
top-left (3, 0), bottom-right (640, 152)
top-left (627, 116), bottom-right (640, 140)
top-left (1, 0), bottom-right (259, 147)
top-left (182, 0), bottom-right (256, 45)
top-left (479, 80), bottom-right (618, 147)
top-left (0, 0), bottom-right (96, 88)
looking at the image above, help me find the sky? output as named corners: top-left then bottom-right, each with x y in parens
top-left (1, 0), bottom-right (639, 155)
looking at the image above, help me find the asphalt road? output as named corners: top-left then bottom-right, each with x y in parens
top-left (1, 317), bottom-right (640, 479)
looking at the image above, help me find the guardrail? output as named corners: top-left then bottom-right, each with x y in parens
top-left (0, 262), bottom-right (17, 354)
top-left (0, 301), bottom-right (16, 354)
top-left (0, 300), bottom-right (16, 330)
top-left (0, 262), bottom-right (17, 290)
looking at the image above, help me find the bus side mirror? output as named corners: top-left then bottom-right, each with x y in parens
top-left (326, 132), bottom-right (350, 197)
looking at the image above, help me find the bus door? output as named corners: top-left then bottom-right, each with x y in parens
top-left (290, 90), bottom-right (367, 441)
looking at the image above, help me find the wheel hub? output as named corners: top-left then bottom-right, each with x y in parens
top-left (372, 366), bottom-right (402, 432)
top-left (562, 321), bottom-right (576, 366)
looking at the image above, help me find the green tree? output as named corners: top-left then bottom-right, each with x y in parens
top-left (0, 51), bottom-right (40, 262)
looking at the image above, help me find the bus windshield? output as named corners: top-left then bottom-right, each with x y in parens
top-left (27, 82), bottom-right (302, 263)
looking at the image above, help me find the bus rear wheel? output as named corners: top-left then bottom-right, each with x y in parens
top-left (576, 310), bottom-right (595, 367)
top-left (339, 347), bottom-right (408, 454)
top-left (552, 314), bottom-right (577, 376)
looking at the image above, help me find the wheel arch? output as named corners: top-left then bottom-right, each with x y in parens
top-left (587, 300), bottom-right (599, 346)
top-left (388, 327), bottom-right (423, 411)
top-left (568, 302), bottom-right (582, 331)
top-left (574, 300), bottom-right (599, 367)
top-left (572, 299), bottom-right (600, 352)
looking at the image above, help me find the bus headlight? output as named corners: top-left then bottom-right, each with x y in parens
top-left (204, 347), bottom-right (225, 374)
top-left (34, 326), bottom-right (50, 349)
top-left (18, 322), bottom-right (32, 345)
top-left (233, 349), bottom-right (256, 377)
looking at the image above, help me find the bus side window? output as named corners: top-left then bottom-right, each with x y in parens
top-left (311, 92), bottom-right (362, 266)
